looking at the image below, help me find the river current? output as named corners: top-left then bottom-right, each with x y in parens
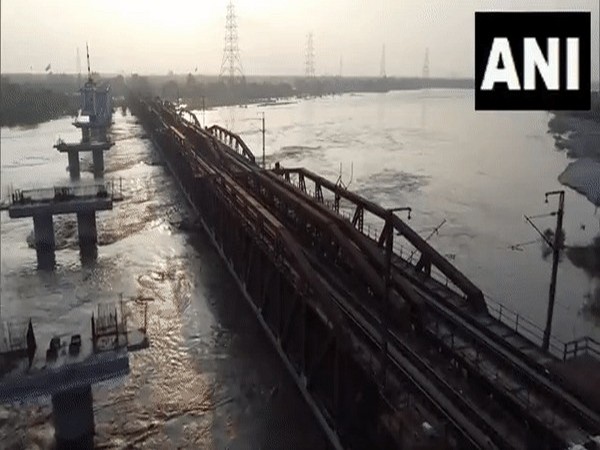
top-left (0, 89), bottom-right (598, 448)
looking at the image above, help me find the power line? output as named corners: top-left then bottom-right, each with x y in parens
top-left (220, 0), bottom-right (244, 85)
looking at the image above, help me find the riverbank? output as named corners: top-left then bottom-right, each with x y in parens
top-left (3, 72), bottom-right (471, 127)
top-left (548, 93), bottom-right (600, 207)
top-left (0, 76), bottom-right (78, 127)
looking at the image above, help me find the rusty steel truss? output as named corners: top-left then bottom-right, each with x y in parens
top-left (130, 96), bottom-right (600, 450)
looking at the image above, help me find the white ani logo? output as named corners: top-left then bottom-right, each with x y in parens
top-left (481, 37), bottom-right (580, 91)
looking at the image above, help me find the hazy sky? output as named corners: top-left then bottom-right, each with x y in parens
top-left (1, 0), bottom-right (599, 79)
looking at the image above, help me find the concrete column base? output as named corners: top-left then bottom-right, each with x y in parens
top-left (33, 214), bottom-right (55, 269)
top-left (77, 212), bottom-right (97, 246)
top-left (52, 384), bottom-right (95, 450)
top-left (67, 151), bottom-right (81, 179)
top-left (97, 128), bottom-right (108, 142)
top-left (92, 149), bottom-right (104, 178)
top-left (77, 211), bottom-right (98, 264)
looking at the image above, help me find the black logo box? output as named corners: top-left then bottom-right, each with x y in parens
top-left (475, 12), bottom-right (591, 111)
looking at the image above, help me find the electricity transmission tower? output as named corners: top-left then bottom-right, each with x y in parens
top-left (380, 44), bottom-right (386, 78)
top-left (220, 0), bottom-right (244, 84)
top-left (422, 48), bottom-right (430, 83)
top-left (305, 32), bottom-right (315, 78)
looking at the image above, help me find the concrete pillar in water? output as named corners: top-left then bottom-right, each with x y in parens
top-left (51, 384), bottom-right (95, 449)
top-left (77, 212), bottom-right (97, 246)
top-left (67, 151), bottom-right (81, 179)
top-left (78, 211), bottom-right (98, 264)
top-left (92, 149), bottom-right (104, 178)
top-left (32, 214), bottom-right (55, 269)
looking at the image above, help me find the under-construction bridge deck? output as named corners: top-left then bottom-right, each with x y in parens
top-left (7, 182), bottom-right (121, 218)
top-left (131, 96), bottom-right (600, 450)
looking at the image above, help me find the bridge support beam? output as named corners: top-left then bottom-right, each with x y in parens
top-left (92, 149), bottom-right (104, 178)
top-left (52, 384), bottom-right (95, 449)
top-left (67, 150), bottom-right (81, 179)
top-left (33, 213), bottom-right (55, 269)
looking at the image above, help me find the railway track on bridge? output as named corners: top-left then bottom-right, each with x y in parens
top-left (267, 165), bottom-right (599, 447)
top-left (248, 154), bottom-right (599, 448)
top-left (131, 96), bottom-right (600, 450)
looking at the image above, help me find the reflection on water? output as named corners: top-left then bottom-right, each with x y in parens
top-left (0, 112), bottom-right (328, 448)
top-left (419, 89), bottom-right (429, 130)
top-left (2, 90), bottom-right (599, 447)
top-left (567, 237), bottom-right (600, 323)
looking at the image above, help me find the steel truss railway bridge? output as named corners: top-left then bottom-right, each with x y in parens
top-left (130, 95), bottom-right (600, 450)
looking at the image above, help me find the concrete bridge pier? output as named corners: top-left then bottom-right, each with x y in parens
top-left (77, 212), bottom-right (98, 263)
top-left (67, 150), bottom-right (81, 179)
top-left (32, 213), bottom-right (55, 269)
top-left (81, 127), bottom-right (90, 143)
top-left (92, 149), bottom-right (104, 178)
top-left (94, 127), bottom-right (108, 142)
top-left (77, 212), bottom-right (97, 246)
top-left (51, 384), bottom-right (95, 449)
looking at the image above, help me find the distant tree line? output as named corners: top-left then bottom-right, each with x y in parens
top-left (0, 71), bottom-right (478, 127)
top-left (127, 73), bottom-right (474, 109)
top-left (164, 75), bottom-right (297, 108)
top-left (0, 76), bottom-right (78, 127)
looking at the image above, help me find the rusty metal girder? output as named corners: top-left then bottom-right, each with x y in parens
top-left (133, 97), bottom-right (552, 450)
top-left (208, 124), bottom-right (256, 164)
top-left (239, 170), bottom-right (399, 305)
top-left (274, 167), bottom-right (487, 313)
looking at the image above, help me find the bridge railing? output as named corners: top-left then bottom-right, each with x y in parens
top-left (562, 336), bottom-right (600, 361)
top-left (0, 319), bottom-right (32, 354)
top-left (483, 296), bottom-right (566, 357)
top-left (0, 319), bottom-right (36, 374)
top-left (10, 180), bottom-right (122, 205)
top-left (484, 295), bottom-right (600, 361)
top-left (91, 301), bottom-right (129, 353)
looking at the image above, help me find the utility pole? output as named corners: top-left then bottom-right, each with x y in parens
top-left (380, 206), bottom-right (412, 386)
top-left (248, 113), bottom-right (266, 168)
top-left (261, 112), bottom-right (265, 169)
top-left (542, 190), bottom-right (565, 352)
top-left (202, 96), bottom-right (206, 128)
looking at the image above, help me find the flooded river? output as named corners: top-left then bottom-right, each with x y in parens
top-left (1, 88), bottom-right (598, 448)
